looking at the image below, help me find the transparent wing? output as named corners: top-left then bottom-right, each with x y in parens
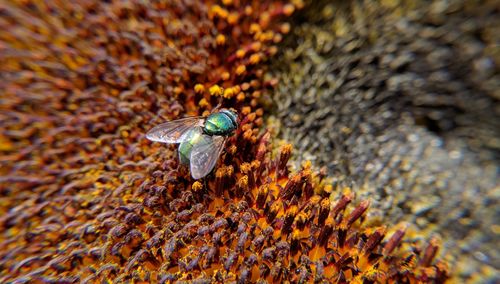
top-left (146, 117), bottom-right (204, 143)
top-left (189, 135), bottom-right (227, 179)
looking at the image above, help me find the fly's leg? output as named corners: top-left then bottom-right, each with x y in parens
top-left (212, 98), bottom-right (223, 113)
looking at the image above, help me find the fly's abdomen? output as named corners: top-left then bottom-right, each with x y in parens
top-left (178, 129), bottom-right (203, 164)
top-left (204, 110), bottom-right (238, 136)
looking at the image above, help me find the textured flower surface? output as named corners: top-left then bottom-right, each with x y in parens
top-left (0, 0), bottom-right (450, 283)
top-left (270, 0), bottom-right (499, 281)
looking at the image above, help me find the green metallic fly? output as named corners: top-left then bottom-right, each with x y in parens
top-left (146, 109), bottom-right (239, 179)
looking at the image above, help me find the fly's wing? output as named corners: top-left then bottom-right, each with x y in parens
top-left (146, 117), bottom-right (203, 143)
top-left (189, 135), bottom-right (226, 179)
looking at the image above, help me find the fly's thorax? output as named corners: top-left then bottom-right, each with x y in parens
top-left (204, 110), bottom-right (238, 136)
top-left (219, 109), bottom-right (238, 126)
top-left (178, 128), bottom-right (203, 164)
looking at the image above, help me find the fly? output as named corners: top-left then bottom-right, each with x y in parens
top-left (146, 108), bottom-right (239, 179)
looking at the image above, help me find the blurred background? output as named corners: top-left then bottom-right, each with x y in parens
top-left (270, 0), bottom-right (499, 281)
